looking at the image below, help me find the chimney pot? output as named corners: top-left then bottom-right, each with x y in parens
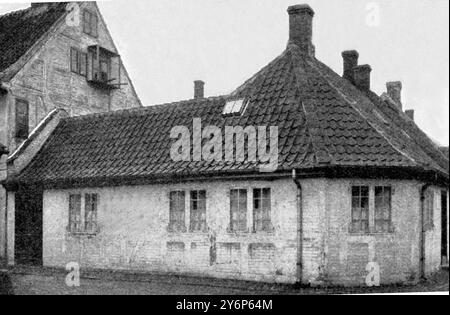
top-left (194, 80), bottom-right (205, 99)
top-left (287, 4), bottom-right (315, 56)
top-left (405, 110), bottom-right (415, 121)
top-left (342, 50), bottom-right (359, 84)
top-left (386, 81), bottom-right (402, 110)
top-left (353, 65), bottom-right (372, 91)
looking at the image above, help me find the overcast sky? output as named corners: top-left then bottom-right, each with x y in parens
top-left (1, 0), bottom-right (449, 146)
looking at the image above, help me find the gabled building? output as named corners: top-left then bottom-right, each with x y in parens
top-left (0, 2), bottom-right (141, 154)
top-left (2, 4), bottom-right (449, 286)
top-left (0, 2), bottom-right (141, 264)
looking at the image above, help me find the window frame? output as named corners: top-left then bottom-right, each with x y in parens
top-left (70, 47), bottom-right (87, 77)
top-left (189, 190), bottom-right (207, 233)
top-left (253, 188), bottom-right (273, 233)
top-left (351, 186), bottom-right (370, 234)
top-left (15, 98), bottom-right (29, 140)
top-left (350, 184), bottom-right (395, 235)
top-left (68, 193), bottom-right (99, 235)
top-left (68, 194), bottom-right (82, 234)
top-left (229, 189), bottom-right (248, 233)
top-left (84, 193), bottom-right (98, 233)
top-left (169, 191), bottom-right (187, 233)
top-left (374, 186), bottom-right (393, 233)
top-left (83, 9), bottom-right (98, 38)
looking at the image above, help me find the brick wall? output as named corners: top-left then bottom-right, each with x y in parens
top-left (6, 176), bottom-right (445, 284)
top-left (322, 179), bottom-right (446, 286)
top-left (42, 178), bottom-right (308, 284)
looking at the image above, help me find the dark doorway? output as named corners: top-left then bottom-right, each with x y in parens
top-left (442, 191), bottom-right (448, 265)
top-left (15, 185), bottom-right (43, 266)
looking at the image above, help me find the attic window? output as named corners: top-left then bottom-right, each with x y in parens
top-left (223, 99), bottom-right (247, 116)
top-left (83, 10), bottom-right (98, 37)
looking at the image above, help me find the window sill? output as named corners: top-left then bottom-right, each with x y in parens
top-left (251, 230), bottom-right (276, 236)
top-left (348, 232), bottom-right (395, 236)
top-left (68, 232), bottom-right (98, 237)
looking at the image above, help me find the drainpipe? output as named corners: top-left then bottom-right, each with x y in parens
top-left (292, 169), bottom-right (303, 285)
top-left (419, 183), bottom-right (431, 280)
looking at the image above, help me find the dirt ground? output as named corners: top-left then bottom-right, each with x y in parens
top-left (2, 266), bottom-right (449, 295)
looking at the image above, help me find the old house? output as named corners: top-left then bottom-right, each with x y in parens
top-left (0, 2), bottom-right (141, 264)
top-left (2, 4), bottom-right (449, 286)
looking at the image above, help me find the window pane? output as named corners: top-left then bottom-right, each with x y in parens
top-left (170, 191), bottom-right (185, 230)
top-left (361, 187), bottom-right (369, 197)
top-left (190, 190), bottom-right (206, 232)
top-left (351, 186), bottom-right (369, 233)
top-left (375, 187), bottom-right (392, 232)
top-left (69, 194), bottom-right (81, 232)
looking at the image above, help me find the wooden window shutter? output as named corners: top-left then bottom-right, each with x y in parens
top-left (92, 13), bottom-right (98, 37)
top-left (83, 10), bottom-right (91, 35)
top-left (70, 48), bottom-right (78, 73)
top-left (79, 52), bottom-right (87, 77)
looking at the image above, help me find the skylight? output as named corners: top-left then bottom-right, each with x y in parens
top-left (223, 99), bottom-right (247, 116)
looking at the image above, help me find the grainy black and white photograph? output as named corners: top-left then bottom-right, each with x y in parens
top-left (0, 0), bottom-right (448, 299)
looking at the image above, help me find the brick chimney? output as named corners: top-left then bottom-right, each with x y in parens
top-left (342, 50), bottom-right (359, 84)
top-left (287, 4), bottom-right (315, 56)
top-left (353, 65), bottom-right (372, 91)
top-left (194, 80), bottom-right (205, 99)
top-left (405, 110), bottom-right (415, 121)
top-left (386, 81), bottom-right (402, 110)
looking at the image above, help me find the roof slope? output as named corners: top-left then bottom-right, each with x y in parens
top-left (0, 3), bottom-right (67, 81)
top-left (13, 44), bottom-right (449, 186)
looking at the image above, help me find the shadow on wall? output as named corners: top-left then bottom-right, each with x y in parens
top-left (0, 271), bottom-right (14, 295)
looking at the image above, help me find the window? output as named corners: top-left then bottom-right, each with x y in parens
top-left (69, 194), bottom-right (82, 233)
top-left (169, 191), bottom-right (186, 232)
top-left (70, 48), bottom-right (87, 77)
top-left (424, 190), bottom-right (434, 230)
top-left (351, 186), bottom-right (370, 233)
top-left (253, 188), bottom-right (272, 232)
top-left (85, 194), bottom-right (98, 233)
top-left (68, 194), bottom-right (98, 234)
top-left (230, 189), bottom-right (247, 232)
top-left (374, 186), bottom-right (392, 233)
top-left (15, 99), bottom-right (29, 139)
top-left (223, 99), bottom-right (246, 116)
top-left (190, 190), bottom-right (207, 232)
top-left (87, 45), bottom-right (121, 89)
top-left (83, 10), bottom-right (98, 37)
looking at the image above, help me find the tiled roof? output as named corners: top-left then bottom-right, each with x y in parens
top-left (13, 44), bottom-right (449, 186)
top-left (0, 3), bottom-right (67, 81)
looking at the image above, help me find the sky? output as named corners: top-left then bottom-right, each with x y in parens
top-left (1, 0), bottom-right (449, 146)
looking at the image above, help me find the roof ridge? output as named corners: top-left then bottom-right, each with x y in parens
top-left (305, 57), bottom-right (425, 169)
top-left (62, 95), bottom-right (227, 122)
top-left (231, 49), bottom-right (290, 97)
top-left (288, 46), bottom-right (334, 165)
top-left (370, 91), bottom-right (450, 170)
